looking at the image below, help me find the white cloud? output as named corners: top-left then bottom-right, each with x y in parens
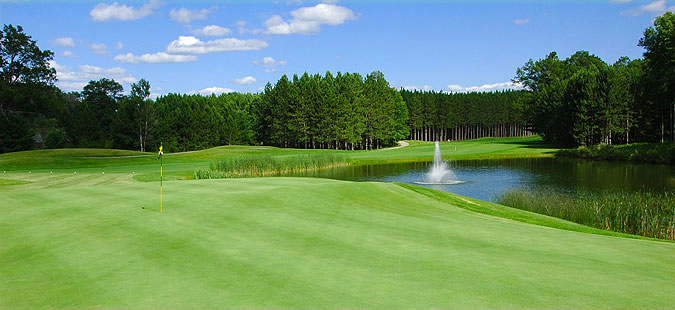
top-left (513, 19), bottom-right (529, 24)
top-left (254, 56), bottom-right (287, 66)
top-left (114, 52), bottom-right (197, 64)
top-left (264, 68), bottom-right (277, 73)
top-left (264, 3), bottom-right (356, 35)
top-left (446, 81), bottom-right (524, 93)
top-left (170, 7), bottom-right (213, 24)
top-left (234, 76), bottom-right (256, 85)
top-left (166, 36), bottom-right (268, 54)
top-left (235, 20), bottom-right (262, 34)
top-left (116, 42), bottom-right (123, 50)
top-left (90, 43), bottom-right (108, 55)
top-left (90, 0), bottom-right (162, 22)
top-left (611, 0), bottom-right (633, 3)
top-left (192, 25), bottom-right (232, 36)
top-left (49, 60), bottom-right (137, 91)
top-left (621, 0), bottom-right (668, 16)
top-left (188, 86), bottom-right (235, 96)
top-left (403, 85), bottom-right (433, 91)
top-left (53, 37), bottom-right (75, 48)
top-left (62, 51), bottom-right (78, 58)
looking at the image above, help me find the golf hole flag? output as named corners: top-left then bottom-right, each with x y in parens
top-left (158, 143), bottom-right (163, 213)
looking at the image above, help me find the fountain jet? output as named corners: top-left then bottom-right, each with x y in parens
top-left (416, 141), bottom-right (463, 185)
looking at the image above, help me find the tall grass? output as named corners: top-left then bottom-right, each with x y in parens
top-left (557, 143), bottom-right (675, 164)
top-left (497, 188), bottom-right (675, 240)
top-left (194, 153), bottom-right (350, 179)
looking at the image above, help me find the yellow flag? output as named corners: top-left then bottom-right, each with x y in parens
top-left (157, 145), bottom-right (163, 158)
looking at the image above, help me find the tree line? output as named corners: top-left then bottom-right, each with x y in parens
top-left (513, 12), bottom-right (675, 147)
top-left (253, 71), bottom-right (409, 150)
top-left (2, 13), bottom-right (674, 153)
top-left (401, 89), bottom-right (530, 142)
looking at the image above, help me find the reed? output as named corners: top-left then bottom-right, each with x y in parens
top-left (194, 153), bottom-right (350, 179)
top-left (557, 143), bottom-right (675, 164)
top-left (496, 188), bottom-right (675, 240)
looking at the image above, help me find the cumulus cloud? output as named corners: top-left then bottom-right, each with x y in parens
top-left (90, 43), bottom-right (108, 55)
top-left (253, 56), bottom-right (287, 66)
top-left (236, 20), bottom-right (263, 34)
top-left (49, 60), bottom-right (137, 91)
top-left (166, 36), bottom-right (268, 54)
top-left (114, 52), bottom-right (197, 64)
top-left (264, 3), bottom-right (356, 35)
top-left (90, 0), bottom-right (162, 22)
top-left (53, 37), bottom-right (75, 48)
top-left (513, 19), bottom-right (529, 24)
top-left (116, 42), bottom-right (123, 50)
top-left (621, 0), bottom-right (669, 16)
top-left (170, 7), bottom-right (213, 24)
top-left (62, 51), bottom-right (78, 58)
top-left (264, 68), bottom-right (277, 73)
top-left (192, 25), bottom-right (232, 36)
top-left (611, 0), bottom-right (633, 3)
top-left (234, 76), bottom-right (256, 85)
top-left (446, 81), bottom-right (523, 93)
top-left (188, 86), bottom-right (235, 96)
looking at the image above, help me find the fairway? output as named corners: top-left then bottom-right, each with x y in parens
top-left (2, 177), bottom-right (674, 309)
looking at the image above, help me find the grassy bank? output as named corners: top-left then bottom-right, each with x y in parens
top-left (194, 153), bottom-right (349, 179)
top-left (2, 178), bottom-right (674, 309)
top-left (557, 143), bottom-right (675, 164)
top-left (496, 188), bottom-right (675, 240)
top-left (0, 136), bottom-right (557, 176)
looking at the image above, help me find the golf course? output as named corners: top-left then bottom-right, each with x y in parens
top-left (2, 137), bottom-right (674, 309)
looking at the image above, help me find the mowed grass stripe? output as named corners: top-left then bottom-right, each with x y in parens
top-left (0, 173), bottom-right (134, 190)
top-left (2, 177), bottom-right (674, 309)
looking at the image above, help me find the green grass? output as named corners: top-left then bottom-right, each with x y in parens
top-left (195, 153), bottom-right (350, 179)
top-left (557, 142), bottom-right (675, 164)
top-left (4, 137), bottom-right (673, 308)
top-left (496, 188), bottom-right (675, 240)
top-left (0, 178), bottom-right (31, 186)
top-left (0, 136), bottom-right (557, 176)
top-left (2, 178), bottom-right (674, 309)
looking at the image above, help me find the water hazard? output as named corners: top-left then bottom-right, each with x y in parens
top-left (288, 157), bottom-right (675, 202)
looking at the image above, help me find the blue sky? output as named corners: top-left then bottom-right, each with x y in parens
top-left (1, 0), bottom-right (672, 97)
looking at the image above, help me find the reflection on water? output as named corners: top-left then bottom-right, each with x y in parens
top-left (287, 158), bottom-right (675, 202)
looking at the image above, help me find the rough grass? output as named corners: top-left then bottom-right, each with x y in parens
top-left (194, 153), bottom-right (350, 179)
top-left (496, 188), bottom-right (675, 240)
top-left (0, 136), bottom-right (557, 175)
top-left (2, 178), bottom-right (674, 309)
top-left (557, 143), bottom-right (675, 164)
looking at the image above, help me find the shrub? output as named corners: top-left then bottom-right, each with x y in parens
top-left (44, 129), bottom-right (67, 149)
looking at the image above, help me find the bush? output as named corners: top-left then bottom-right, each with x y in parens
top-left (557, 143), bottom-right (675, 164)
top-left (44, 129), bottom-right (67, 149)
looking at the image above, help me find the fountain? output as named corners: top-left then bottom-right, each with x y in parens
top-left (415, 141), bottom-right (464, 185)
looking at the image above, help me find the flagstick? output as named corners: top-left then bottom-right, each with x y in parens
top-left (160, 155), bottom-right (163, 214)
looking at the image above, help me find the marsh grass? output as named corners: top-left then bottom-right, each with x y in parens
top-left (557, 143), bottom-right (675, 164)
top-left (194, 153), bottom-right (350, 179)
top-left (497, 188), bottom-right (675, 240)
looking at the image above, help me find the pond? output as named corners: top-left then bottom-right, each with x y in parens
top-left (289, 158), bottom-right (675, 202)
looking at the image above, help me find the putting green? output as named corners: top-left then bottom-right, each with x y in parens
top-left (2, 177), bottom-right (674, 309)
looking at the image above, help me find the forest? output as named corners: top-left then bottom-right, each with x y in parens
top-left (1, 12), bottom-right (673, 153)
top-left (401, 89), bottom-right (530, 142)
